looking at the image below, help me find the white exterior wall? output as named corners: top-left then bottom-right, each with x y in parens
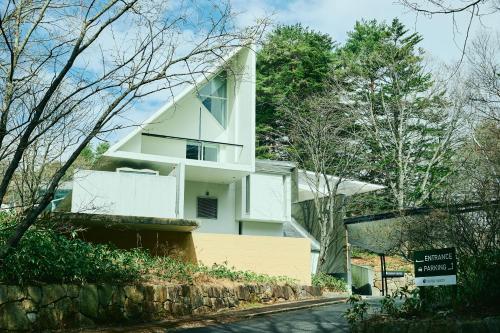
top-left (241, 173), bottom-right (291, 222)
top-left (240, 221), bottom-right (283, 237)
top-left (71, 170), bottom-right (177, 218)
top-left (311, 251), bottom-right (319, 273)
top-left (184, 181), bottom-right (238, 234)
top-left (233, 48), bottom-right (255, 167)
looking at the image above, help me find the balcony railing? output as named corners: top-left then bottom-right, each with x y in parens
top-left (141, 133), bottom-right (244, 164)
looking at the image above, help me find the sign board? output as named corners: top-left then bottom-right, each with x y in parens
top-left (414, 247), bottom-right (457, 287)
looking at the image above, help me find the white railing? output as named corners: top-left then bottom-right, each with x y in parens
top-left (140, 133), bottom-right (245, 165)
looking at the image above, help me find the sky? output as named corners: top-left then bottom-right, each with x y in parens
top-left (233, 0), bottom-right (499, 62)
top-left (105, 0), bottom-right (500, 144)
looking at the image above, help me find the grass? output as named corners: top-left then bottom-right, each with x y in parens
top-left (311, 272), bottom-right (347, 292)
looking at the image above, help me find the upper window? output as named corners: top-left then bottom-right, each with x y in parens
top-left (197, 71), bottom-right (227, 128)
top-left (186, 141), bottom-right (219, 162)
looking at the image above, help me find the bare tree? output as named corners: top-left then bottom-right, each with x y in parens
top-left (465, 32), bottom-right (500, 123)
top-left (0, 0), bottom-right (266, 259)
top-left (284, 88), bottom-right (363, 273)
top-left (400, 0), bottom-right (499, 15)
top-left (399, 0), bottom-right (500, 68)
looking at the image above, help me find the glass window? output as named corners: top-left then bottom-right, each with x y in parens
top-left (186, 141), bottom-right (218, 162)
top-left (203, 144), bottom-right (218, 162)
top-left (245, 175), bottom-right (250, 213)
top-left (186, 141), bottom-right (200, 160)
top-left (198, 71), bottom-right (227, 128)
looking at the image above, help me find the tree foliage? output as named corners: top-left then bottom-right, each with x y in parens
top-left (337, 19), bottom-right (463, 211)
top-left (256, 24), bottom-right (334, 158)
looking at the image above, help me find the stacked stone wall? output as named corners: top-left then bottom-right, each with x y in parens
top-left (373, 272), bottom-right (414, 296)
top-left (0, 283), bottom-right (321, 331)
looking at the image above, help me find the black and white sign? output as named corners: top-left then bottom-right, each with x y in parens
top-left (414, 247), bottom-right (457, 287)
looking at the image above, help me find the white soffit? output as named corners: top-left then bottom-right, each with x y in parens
top-left (297, 170), bottom-right (384, 202)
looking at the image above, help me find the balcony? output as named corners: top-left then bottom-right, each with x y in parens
top-left (71, 169), bottom-right (179, 219)
top-left (140, 133), bottom-right (245, 165)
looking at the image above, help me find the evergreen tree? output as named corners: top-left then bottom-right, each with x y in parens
top-left (337, 19), bottom-right (462, 211)
top-left (256, 24), bottom-right (334, 158)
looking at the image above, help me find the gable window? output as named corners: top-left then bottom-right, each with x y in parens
top-left (197, 197), bottom-right (218, 219)
top-left (197, 71), bottom-right (227, 128)
top-left (186, 141), bottom-right (219, 162)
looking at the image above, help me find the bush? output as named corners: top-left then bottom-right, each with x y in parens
top-left (311, 272), bottom-right (346, 291)
top-left (379, 286), bottom-right (422, 318)
top-left (344, 294), bottom-right (369, 324)
top-left (0, 215), bottom-right (296, 285)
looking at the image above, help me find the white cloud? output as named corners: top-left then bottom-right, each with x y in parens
top-left (233, 0), bottom-right (499, 61)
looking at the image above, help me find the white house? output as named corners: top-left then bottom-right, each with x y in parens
top-left (68, 47), bottom-right (383, 285)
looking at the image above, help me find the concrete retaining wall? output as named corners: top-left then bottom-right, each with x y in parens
top-left (351, 265), bottom-right (374, 295)
top-left (0, 283), bottom-right (321, 331)
top-left (192, 233), bottom-right (312, 285)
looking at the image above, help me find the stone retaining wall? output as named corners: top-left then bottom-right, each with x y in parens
top-left (373, 272), bottom-right (414, 296)
top-left (0, 283), bottom-right (321, 331)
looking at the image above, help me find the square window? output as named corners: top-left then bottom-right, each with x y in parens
top-left (203, 144), bottom-right (218, 162)
top-left (186, 141), bottom-right (200, 160)
top-left (197, 197), bottom-right (217, 219)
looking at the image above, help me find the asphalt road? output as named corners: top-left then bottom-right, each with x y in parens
top-left (171, 302), bottom-right (352, 333)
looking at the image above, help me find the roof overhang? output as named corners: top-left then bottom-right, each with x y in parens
top-left (103, 150), bottom-right (253, 183)
top-left (255, 159), bottom-right (296, 174)
top-left (297, 170), bottom-right (384, 202)
top-left (49, 212), bottom-right (199, 232)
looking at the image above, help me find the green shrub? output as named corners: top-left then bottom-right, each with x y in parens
top-left (311, 272), bottom-right (346, 291)
top-left (0, 219), bottom-right (143, 284)
top-left (344, 294), bottom-right (369, 324)
top-left (0, 215), bottom-right (297, 286)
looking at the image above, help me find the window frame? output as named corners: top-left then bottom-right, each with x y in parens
top-left (197, 71), bottom-right (228, 128)
top-left (186, 141), bottom-right (202, 160)
top-left (203, 143), bottom-right (219, 162)
top-left (186, 141), bottom-right (219, 162)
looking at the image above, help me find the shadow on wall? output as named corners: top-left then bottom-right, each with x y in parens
top-left (79, 227), bottom-right (198, 263)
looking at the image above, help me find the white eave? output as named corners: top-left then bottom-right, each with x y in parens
top-left (297, 170), bottom-right (384, 202)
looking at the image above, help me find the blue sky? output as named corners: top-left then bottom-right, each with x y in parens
top-left (233, 0), bottom-right (499, 62)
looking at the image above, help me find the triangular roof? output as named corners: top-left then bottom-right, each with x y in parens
top-left (106, 46), bottom-right (247, 156)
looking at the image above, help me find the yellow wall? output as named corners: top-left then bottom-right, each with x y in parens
top-left (79, 228), bottom-right (312, 285)
top-left (192, 233), bottom-right (311, 285)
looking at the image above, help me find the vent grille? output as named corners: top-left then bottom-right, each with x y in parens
top-left (197, 197), bottom-right (218, 219)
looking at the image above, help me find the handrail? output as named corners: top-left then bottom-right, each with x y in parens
top-left (142, 132), bottom-right (244, 148)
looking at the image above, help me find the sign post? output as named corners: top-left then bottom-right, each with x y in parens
top-left (414, 247), bottom-right (457, 287)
